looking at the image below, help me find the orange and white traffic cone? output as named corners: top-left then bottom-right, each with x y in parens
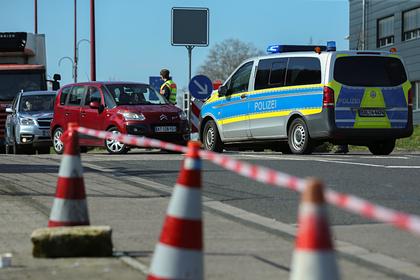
top-left (148, 141), bottom-right (203, 280)
top-left (48, 123), bottom-right (89, 227)
top-left (289, 179), bottom-right (339, 280)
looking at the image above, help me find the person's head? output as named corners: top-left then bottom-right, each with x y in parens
top-left (160, 69), bottom-right (170, 80)
top-left (25, 100), bottom-right (32, 111)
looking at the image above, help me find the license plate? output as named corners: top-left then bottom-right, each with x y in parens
top-left (358, 109), bottom-right (385, 117)
top-left (154, 126), bottom-right (177, 133)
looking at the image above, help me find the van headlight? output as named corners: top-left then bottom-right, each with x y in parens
top-left (19, 117), bottom-right (35, 125)
top-left (118, 111), bottom-right (145, 121)
top-left (179, 111), bottom-right (187, 120)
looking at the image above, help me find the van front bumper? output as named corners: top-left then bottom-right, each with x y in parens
top-left (17, 125), bottom-right (52, 146)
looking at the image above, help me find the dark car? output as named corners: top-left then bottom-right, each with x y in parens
top-left (50, 82), bottom-right (190, 154)
top-left (5, 90), bottom-right (56, 154)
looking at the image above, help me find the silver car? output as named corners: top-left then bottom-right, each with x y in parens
top-left (5, 91), bottom-right (56, 154)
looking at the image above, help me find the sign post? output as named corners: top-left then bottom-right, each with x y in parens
top-left (171, 7), bottom-right (209, 130)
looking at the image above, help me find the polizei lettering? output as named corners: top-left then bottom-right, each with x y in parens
top-left (254, 100), bottom-right (277, 111)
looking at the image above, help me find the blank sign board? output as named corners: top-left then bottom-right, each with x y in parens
top-left (171, 8), bottom-right (209, 46)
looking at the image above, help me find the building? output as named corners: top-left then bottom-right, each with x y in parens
top-left (349, 0), bottom-right (420, 124)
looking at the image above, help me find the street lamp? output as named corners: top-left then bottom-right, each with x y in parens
top-left (75, 39), bottom-right (90, 83)
top-left (58, 56), bottom-right (75, 82)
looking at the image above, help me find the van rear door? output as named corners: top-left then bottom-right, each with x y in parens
top-left (332, 55), bottom-right (410, 129)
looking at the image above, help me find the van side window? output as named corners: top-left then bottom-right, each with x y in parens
top-left (67, 86), bottom-right (85, 106)
top-left (102, 86), bottom-right (117, 108)
top-left (285, 57), bottom-right (321, 86)
top-left (60, 87), bottom-right (72, 105)
top-left (255, 58), bottom-right (287, 90)
top-left (84, 86), bottom-right (102, 106)
top-left (227, 62), bottom-right (253, 95)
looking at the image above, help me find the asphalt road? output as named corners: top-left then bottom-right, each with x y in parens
top-left (1, 150), bottom-right (420, 279)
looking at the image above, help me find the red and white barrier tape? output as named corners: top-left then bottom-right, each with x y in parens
top-left (76, 127), bottom-right (188, 154)
top-left (75, 126), bottom-right (420, 236)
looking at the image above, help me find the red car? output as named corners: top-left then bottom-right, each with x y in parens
top-left (51, 82), bottom-right (190, 154)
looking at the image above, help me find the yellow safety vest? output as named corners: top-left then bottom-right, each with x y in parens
top-left (160, 80), bottom-right (177, 104)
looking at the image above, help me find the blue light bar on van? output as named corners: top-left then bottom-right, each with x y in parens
top-left (267, 44), bottom-right (327, 54)
top-left (327, 41), bottom-right (336, 51)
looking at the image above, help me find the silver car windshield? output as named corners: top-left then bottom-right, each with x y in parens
top-left (19, 94), bottom-right (55, 112)
top-left (104, 84), bottom-right (168, 105)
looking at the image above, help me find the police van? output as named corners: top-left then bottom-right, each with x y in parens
top-left (199, 42), bottom-right (413, 155)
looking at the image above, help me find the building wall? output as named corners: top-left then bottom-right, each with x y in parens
top-left (349, 0), bottom-right (420, 124)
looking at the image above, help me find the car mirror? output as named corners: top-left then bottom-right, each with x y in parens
top-left (89, 101), bottom-right (100, 109)
top-left (218, 85), bottom-right (227, 96)
top-left (5, 107), bottom-right (13, 113)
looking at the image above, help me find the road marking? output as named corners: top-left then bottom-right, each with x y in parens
top-left (240, 154), bottom-right (420, 169)
top-left (120, 256), bottom-right (149, 275)
top-left (83, 161), bottom-right (420, 279)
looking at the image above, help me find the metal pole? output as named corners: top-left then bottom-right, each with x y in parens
top-left (74, 0), bottom-right (77, 82)
top-left (90, 0), bottom-right (96, 81)
top-left (186, 45), bottom-right (194, 132)
top-left (34, 0), bottom-right (38, 34)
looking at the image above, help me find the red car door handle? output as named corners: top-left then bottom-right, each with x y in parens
top-left (65, 112), bottom-right (70, 117)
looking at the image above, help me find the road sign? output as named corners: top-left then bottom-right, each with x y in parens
top-left (189, 75), bottom-right (213, 100)
top-left (171, 8), bottom-right (209, 46)
top-left (149, 76), bottom-right (163, 93)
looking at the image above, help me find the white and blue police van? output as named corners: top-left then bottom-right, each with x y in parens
top-left (199, 42), bottom-right (413, 155)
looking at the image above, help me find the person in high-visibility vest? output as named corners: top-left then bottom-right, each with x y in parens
top-left (159, 69), bottom-right (177, 105)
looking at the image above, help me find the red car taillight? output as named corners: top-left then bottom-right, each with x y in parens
top-left (408, 88), bottom-right (413, 107)
top-left (323, 86), bottom-right (335, 108)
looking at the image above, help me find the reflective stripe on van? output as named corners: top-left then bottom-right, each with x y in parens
top-left (327, 80), bottom-right (411, 129)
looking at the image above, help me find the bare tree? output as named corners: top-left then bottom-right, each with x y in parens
top-left (198, 39), bottom-right (264, 82)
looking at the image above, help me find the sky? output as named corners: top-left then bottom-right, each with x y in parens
top-left (0, 0), bottom-right (349, 90)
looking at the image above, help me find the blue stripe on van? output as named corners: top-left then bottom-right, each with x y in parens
top-left (386, 110), bottom-right (408, 120)
top-left (336, 87), bottom-right (365, 108)
top-left (382, 87), bottom-right (407, 107)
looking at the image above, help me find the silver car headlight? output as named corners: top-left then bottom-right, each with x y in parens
top-left (118, 111), bottom-right (145, 121)
top-left (179, 111), bottom-right (187, 120)
top-left (19, 117), bottom-right (35, 125)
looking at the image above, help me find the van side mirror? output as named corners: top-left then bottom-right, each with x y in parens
top-left (89, 101), bottom-right (100, 109)
top-left (5, 107), bottom-right (13, 113)
top-left (53, 74), bottom-right (61, 81)
top-left (218, 85), bottom-right (227, 96)
top-left (52, 73), bottom-right (61, 90)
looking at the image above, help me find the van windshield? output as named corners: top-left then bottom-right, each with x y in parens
top-left (333, 56), bottom-right (407, 87)
top-left (104, 84), bottom-right (168, 105)
top-left (19, 94), bottom-right (55, 112)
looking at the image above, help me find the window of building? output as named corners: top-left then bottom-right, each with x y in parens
top-left (403, 7), bottom-right (420, 41)
top-left (377, 16), bottom-right (394, 48)
top-left (413, 81), bottom-right (420, 111)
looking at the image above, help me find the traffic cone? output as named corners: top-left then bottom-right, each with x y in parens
top-left (48, 123), bottom-right (89, 227)
top-left (289, 179), bottom-right (339, 280)
top-left (148, 141), bottom-right (203, 280)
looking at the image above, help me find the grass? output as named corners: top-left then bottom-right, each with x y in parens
top-left (395, 125), bottom-right (420, 151)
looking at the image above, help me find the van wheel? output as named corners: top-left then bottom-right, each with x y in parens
top-left (53, 127), bottom-right (64, 154)
top-left (368, 140), bottom-right (395, 155)
top-left (203, 120), bottom-right (223, 152)
top-left (288, 118), bottom-right (313, 154)
top-left (105, 127), bottom-right (128, 154)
